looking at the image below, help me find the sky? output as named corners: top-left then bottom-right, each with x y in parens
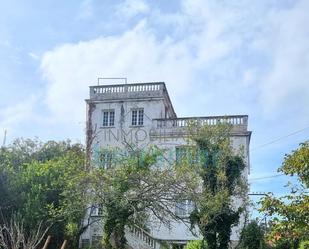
top-left (0, 0), bottom-right (308, 217)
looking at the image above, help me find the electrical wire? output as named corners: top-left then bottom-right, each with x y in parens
top-left (248, 173), bottom-right (285, 181)
top-left (251, 125), bottom-right (309, 151)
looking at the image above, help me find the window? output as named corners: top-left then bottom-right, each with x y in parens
top-left (92, 236), bottom-right (103, 247)
top-left (99, 151), bottom-right (113, 169)
top-left (90, 204), bottom-right (103, 216)
top-left (132, 110), bottom-right (137, 126)
top-left (176, 147), bottom-right (199, 165)
top-left (175, 201), bottom-right (187, 216)
top-left (81, 239), bottom-right (90, 248)
top-left (175, 200), bottom-right (194, 217)
top-left (138, 109), bottom-right (144, 125)
top-left (102, 110), bottom-right (115, 127)
top-left (98, 204), bottom-right (103, 216)
top-left (132, 108), bottom-right (144, 126)
top-left (176, 147), bottom-right (187, 163)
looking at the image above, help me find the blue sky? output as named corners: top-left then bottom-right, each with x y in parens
top-left (0, 0), bottom-right (308, 217)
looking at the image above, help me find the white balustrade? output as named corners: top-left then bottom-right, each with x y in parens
top-left (155, 116), bottom-right (248, 128)
top-left (126, 226), bottom-right (160, 249)
top-left (91, 83), bottom-right (163, 96)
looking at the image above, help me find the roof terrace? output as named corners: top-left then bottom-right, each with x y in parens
top-left (88, 82), bottom-right (250, 136)
top-left (90, 82), bottom-right (165, 99)
top-left (89, 82), bottom-right (176, 117)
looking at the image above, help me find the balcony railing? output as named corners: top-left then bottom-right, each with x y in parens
top-left (126, 225), bottom-right (160, 249)
top-left (154, 115), bottom-right (248, 128)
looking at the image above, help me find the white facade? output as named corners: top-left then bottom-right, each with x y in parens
top-left (81, 82), bottom-right (251, 248)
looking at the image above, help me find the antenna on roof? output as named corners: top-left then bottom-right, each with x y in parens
top-left (97, 78), bottom-right (127, 85)
top-left (2, 129), bottom-right (7, 147)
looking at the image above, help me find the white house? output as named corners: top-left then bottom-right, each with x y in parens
top-left (80, 82), bottom-right (251, 249)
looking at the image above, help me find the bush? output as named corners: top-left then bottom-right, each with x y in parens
top-left (185, 240), bottom-right (207, 249)
top-left (299, 240), bottom-right (309, 249)
top-left (238, 220), bottom-right (268, 249)
top-left (272, 239), bottom-right (300, 249)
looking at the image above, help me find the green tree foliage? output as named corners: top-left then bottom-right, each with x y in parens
top-left (260, 141), bottom-right (309, 247)
top-left (0, 138), bottom-right (87, 248)
top-left (90, 146), bottom-right (199, 249)
top-left (298, 240), bottom-right (309, 249)
top-left (272, 240), bottom-right (298, 249)
top-left (188, 123), bottom-right (248, 249)
top-left (185, 240), bottom-right (208, 249)
top-left (238, 220), bottom-right (269, 249)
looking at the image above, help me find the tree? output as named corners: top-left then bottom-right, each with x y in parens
top-left (90, 145), bottom-right (200, 249)
top-left (188, 123), bottom-right (248, 249)
top-left (238, 220), bottom-right (269, 249)
top-left (298, 240), bottom-right (309, 249)
top-left (260, 141), bottom-right (309, 247)
top-left (0, 215), bottom-right (50, 249)
top-left (0, 139), bottom-right (88, 248)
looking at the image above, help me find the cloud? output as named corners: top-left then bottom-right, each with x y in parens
top-left (40, 1), bottom-right (247, 124)
top-left (40, 20), bottom-right (196, 124)
top-left (0, 96), bottom-right (38, 138)
top-left (258, 0), bottom-right (309, 121)
top-left (1, 0), bottom-right (307, 198)
top-left (40, 0), bottom-right (309, 130)
top-left (28, 52), bottom-right (40, 60)
top-left (116, 0), bottom-right (150, 19)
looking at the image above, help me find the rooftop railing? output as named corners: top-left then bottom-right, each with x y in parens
top-left (89, 81), bottom-right (177, 117)
top-left (90, 82), bottom-right (164, 96)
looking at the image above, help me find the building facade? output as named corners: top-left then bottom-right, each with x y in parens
top-left (81, 82), bottom-right (251, 248)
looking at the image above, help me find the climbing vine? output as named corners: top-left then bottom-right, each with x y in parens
top-left (188, 123), bottom-right (248, 249)
top-left (91, 145), bottom-right (199, 248)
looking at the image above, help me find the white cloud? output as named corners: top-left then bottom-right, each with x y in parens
top-left (40, 20), bottom-right (197, 124)
top-left (40, 1), bottom-right (249, 124)
top-left (40, 0), bottom-right (309, 128)
top-left (116, 0), bottom-right (150, 19)
top-left (28, 52), bottom-right (40, 60)
top-left (0, 96), bottom-right (38, 138)
top-left (1, 0), bottom-right (307, 195)
top-left (259, 0), bottom-right (309, 120)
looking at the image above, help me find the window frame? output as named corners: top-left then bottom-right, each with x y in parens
top-left (138, 109), bottom-right (144, 125)
top-left (131, 108), bottom-right (144, 126)
top-left (175, 200), bottom-right (194, 217)
top-left (102, 109), bottom-right (115, 127)
top-left (175, 146), bottom-right (199, 165)
top-left (99, 151), bottom-right (113, 169)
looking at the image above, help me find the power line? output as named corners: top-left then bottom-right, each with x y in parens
top-left (248, 173), bottom-right (285, 181)
top-left (248, 192), bottom-right (269, 196)
top-left (251, 125), bottom-right (309, 151)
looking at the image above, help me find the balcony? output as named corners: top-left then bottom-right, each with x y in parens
top-left (150, 115), bottom-right (249, 138)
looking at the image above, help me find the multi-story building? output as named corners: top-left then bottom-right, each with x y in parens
top-left (81, 82), bottom-right (251, 249)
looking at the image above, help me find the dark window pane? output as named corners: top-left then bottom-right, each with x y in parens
top-left (132, 110), bottom-right (137, 125)
top-left (99, 151), bottom-right (113, 169)
top-left (109, 111), bottom-right (115, 126)
top-left (103, 111), bottom-right (109, 126)
top-left (138, 109), bottom-right (144, 125)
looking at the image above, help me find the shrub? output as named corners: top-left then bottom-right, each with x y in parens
top-left (238, 220), bottom-right (268, 249)
top-left (273, 239), bottom-right (299, 249)
top-left (299, 240), bottom-right (309, 249)
top-left (185, 240), bottom-right (207, 249)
